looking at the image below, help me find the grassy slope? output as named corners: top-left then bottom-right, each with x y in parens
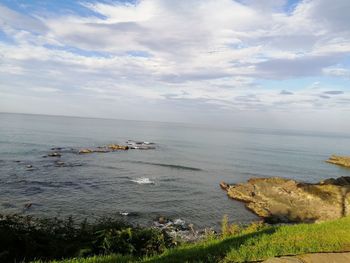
top-left (41, 216), bottom-right (350, 263)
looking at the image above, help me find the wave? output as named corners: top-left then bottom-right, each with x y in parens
top-left (128, 161), bottom-right (202, 171)
top-left (119, 211), bottom-right (139, 217)
top-left (130, 177), bottom-right (155, 185)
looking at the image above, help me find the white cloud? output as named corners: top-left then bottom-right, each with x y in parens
top-left (0, 0), bottom-right (349, 129)
top-left (323, 67), bottom-right (350, 79)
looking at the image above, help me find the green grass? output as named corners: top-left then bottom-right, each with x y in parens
top-left (44, 216), bottom-right (350, 263)
top-left (33, 254), bottom-right (135, 263)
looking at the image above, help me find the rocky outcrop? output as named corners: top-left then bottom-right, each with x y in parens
top-left (221, 176), bottom-right (350, 223)
top-left (77, 141), bottom-right (155, 154)
top-left (107, 144), bottom-right (129, 151)
top-left (78, 145), bottom-right (129, 154)
top-left (326, 155), bottom-right (350, 168)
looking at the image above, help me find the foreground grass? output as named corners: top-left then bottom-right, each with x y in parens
top-left (45, 216), bottom-right (350, 263)
top-left (40, 255), bottom-right (135, 263)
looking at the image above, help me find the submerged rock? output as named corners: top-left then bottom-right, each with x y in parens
top-left (54, 161), bottom-right (65, 167)
top-left (48, 152), bottom-right (61, 157)
top-left (78, 149), bottom-right (94, 154)
top-left (24, 203), bottom-right (32, 209)
top-left (326, 155), bottom-right (350, 168)
top-left (221, 176), bottom-right (350, 223)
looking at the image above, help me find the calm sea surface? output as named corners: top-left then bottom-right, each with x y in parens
top-left (0, 113), bottom-right (350, 228)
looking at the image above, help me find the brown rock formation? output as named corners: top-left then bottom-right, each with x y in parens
top-left (78, 145), bottom-right (129, 154)
top-left (221, 176), bottom-right (350, 223)
top-left (107, 144), bottom-right (129, 150)
top-left (326, 155), bottom-right (350, 168)
top-left (78, 149), bottom-right (94, 154)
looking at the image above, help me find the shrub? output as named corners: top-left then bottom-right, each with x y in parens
top-left (0, 214), bottom-right (169, 263)
top-left (221, 215), bottom-right (242, 238)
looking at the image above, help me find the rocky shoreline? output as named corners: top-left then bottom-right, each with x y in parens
top-left (326, 155), bottom-right (350, 168)
top-left (220, 176), bottom-right (350, 223)
top-left (152, 216), bottom-right (215, 244)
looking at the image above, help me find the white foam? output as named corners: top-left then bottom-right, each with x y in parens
top-left (131, 177), bottom-right (155, 185)
top-left (120, 212), bottom-right (129, 216)
top-left (174, 218), bottom-right (186, 226)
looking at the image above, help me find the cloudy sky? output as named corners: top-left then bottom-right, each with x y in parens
top-left (0, 0), bottom-right (349, 131)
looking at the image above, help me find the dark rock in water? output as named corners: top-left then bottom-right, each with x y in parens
top-left (126, 140), bottom-right (156, 150)
top-left (221, 176), bottom-right (350, 223)
top-left (326, 155), bottom-right (350, 168)
top-left (55, 161), bottom-right (65, 167)
top-left (24, 203), bottom-right (32, 209)
top-left (51, 147), bottom-right (62, 151)
top-left (48, 152), bottom-right (61, 157)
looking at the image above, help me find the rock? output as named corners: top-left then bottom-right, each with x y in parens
top-left (153, 217), bottom-right (207, 243)
top-left (221, 176), bottom-right (350, 223)
top-left (48, 152), bottom-right (61, 157)
top-left (220, 181), bottom-right (229, 190)
top-left (24, 203), bottom-right (32, 209)
top-left (93, 148), bottom-right (109, 153)
top-left (55, 161), bottom-right (65, 167)
top-left (78, 149), bottom-right (94, 154)
top-left (126, 140), bottom-right (156, 150)
top-left (320, 176), bottom-right (350, 186)
top-left (51, 147), bottom-right (62, 151)
top-left (107, 144), bottom-right (129, 151)
top-left (158, 216), bottom-right (167, 224)
top-left (326, 155), bottom-right (350, 168)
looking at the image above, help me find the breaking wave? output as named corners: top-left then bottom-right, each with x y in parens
top-left (130, 177), bottom-right (155, 185)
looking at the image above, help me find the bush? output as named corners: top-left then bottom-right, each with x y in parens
top-left (0, 214), bottom-right (170, 263)
top-left (131, 228), bottom-right (166, 256)
top-left (221, 215), bottom-right (266, 238)
top-left (221, 215), bottom-right (241, 238)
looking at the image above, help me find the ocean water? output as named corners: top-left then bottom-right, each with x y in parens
top-left (0, 113), bottom-right (350, 228)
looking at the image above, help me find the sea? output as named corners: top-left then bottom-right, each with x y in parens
top-left (0, 113), bottom-right (349, 228)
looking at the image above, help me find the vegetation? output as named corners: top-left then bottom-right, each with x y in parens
top-left (41, 216), bottom-right (350, 263)
top-left (2, 214), bottom-right (350, 263)
top-left (0, 214), bottom-right (171, 263)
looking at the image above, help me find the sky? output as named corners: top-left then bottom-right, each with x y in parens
top-left (0, 0), bottom-right (349, 131)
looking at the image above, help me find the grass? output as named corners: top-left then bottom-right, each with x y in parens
top-left (34, 254), bottom-right (135, 263)
top-left (41, 216), bottom-right (350, 263)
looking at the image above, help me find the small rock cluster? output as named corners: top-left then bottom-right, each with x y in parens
top-left (153, 217), bottom-right (215, 243)
top-left (78, 140), bottom-right (155, 154)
